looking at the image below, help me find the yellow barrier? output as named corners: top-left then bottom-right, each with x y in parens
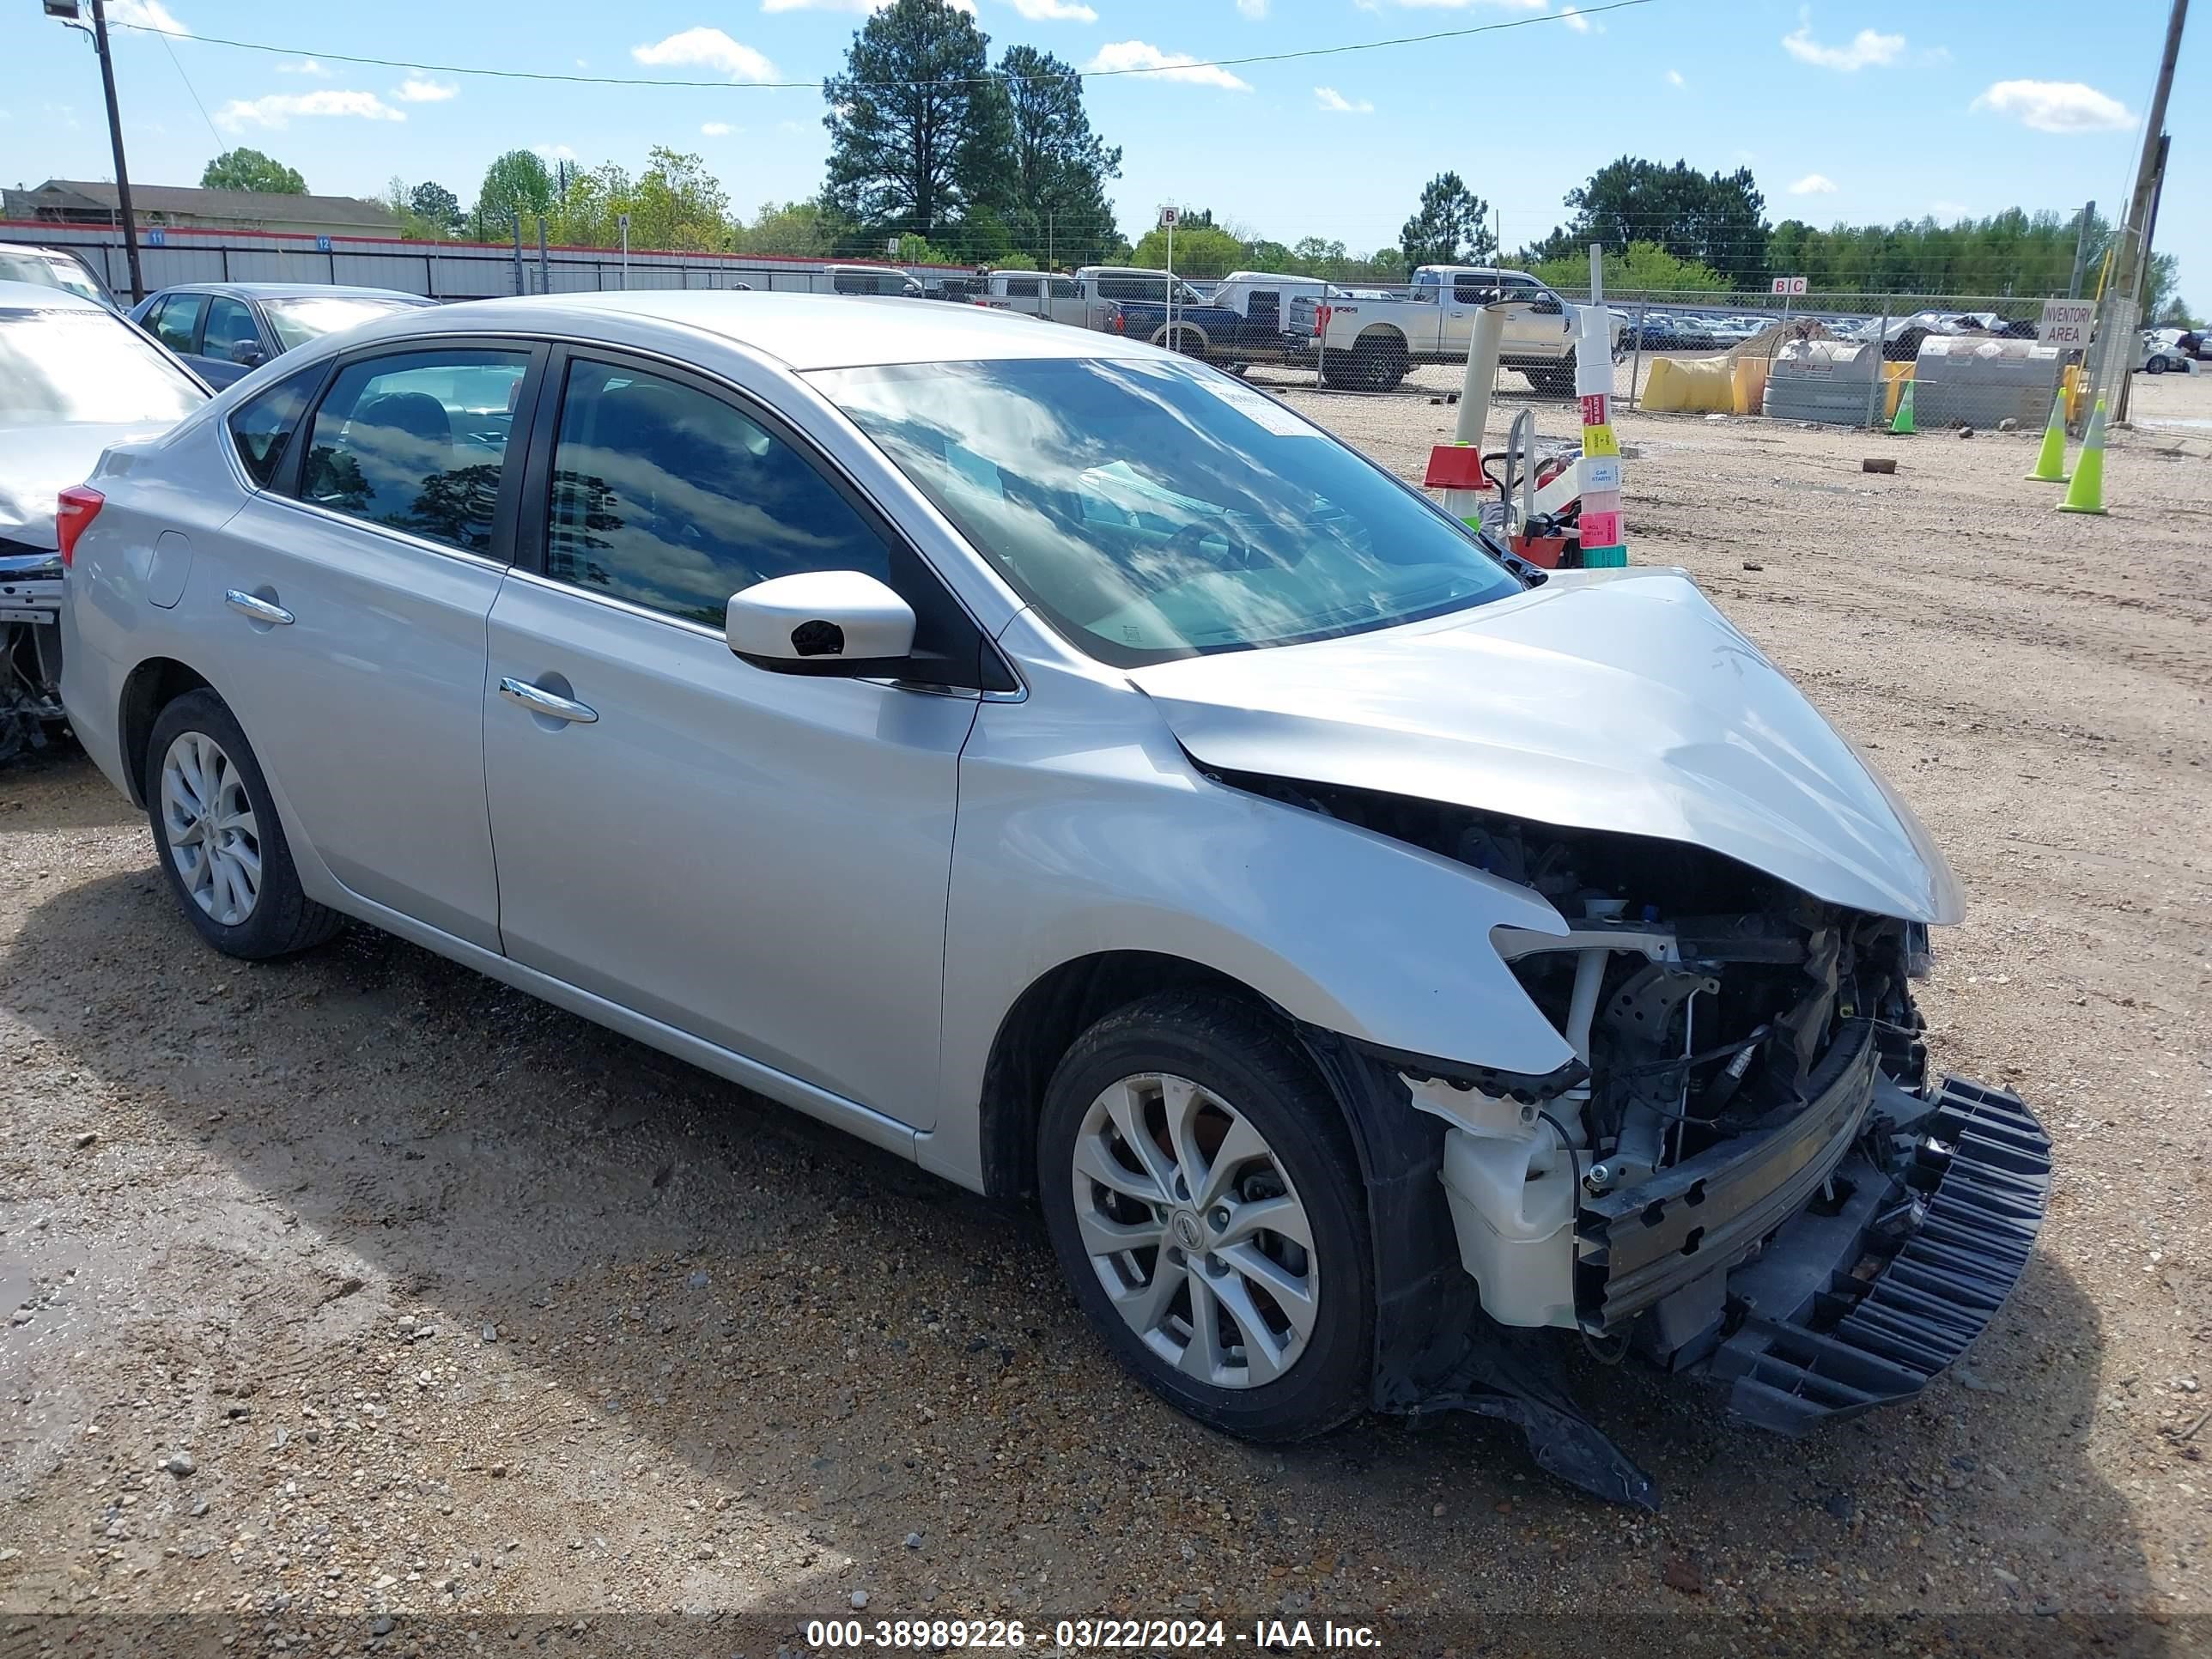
top-left (1643, 356), bottom-right (1736, 413)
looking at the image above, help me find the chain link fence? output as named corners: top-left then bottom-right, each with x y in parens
top-left (1257, 282), bottom-right (2135, 436)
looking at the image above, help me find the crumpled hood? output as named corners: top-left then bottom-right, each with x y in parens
top-left (0, 421), bottom-right (173, 547)
top-left (1129, 568), bottom-right (1963, 925)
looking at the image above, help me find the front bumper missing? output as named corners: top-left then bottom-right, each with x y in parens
top-left (1709, 1074), bottom-right (2051, 1434)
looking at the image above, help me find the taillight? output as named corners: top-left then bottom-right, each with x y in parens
top-left (1114, 313), bottom-right (1126, 332)
top-left (56, 485), bottom-right (104, 568)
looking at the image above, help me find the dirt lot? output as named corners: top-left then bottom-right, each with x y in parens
top-left (3, 368), bottom-right (2209, 1658)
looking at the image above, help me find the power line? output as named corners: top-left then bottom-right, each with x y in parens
top-left (107, 0), bottom-right (1654, 93)
top-left (155, 28), bottom-right (226, 151)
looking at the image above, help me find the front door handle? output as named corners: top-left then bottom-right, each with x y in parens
top-left (224, 589), bottom-right (293, 626)
top-left (499, 676), bottom-right (598, 724)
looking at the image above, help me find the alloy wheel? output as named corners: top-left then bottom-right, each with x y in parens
top-left (160, 730), bottom-right (262, 927)
top-left (1070, 1072), bottom-right (1319, 1389)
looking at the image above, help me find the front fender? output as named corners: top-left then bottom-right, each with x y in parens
top-left (928, 659), bottom-right (1573, 1188)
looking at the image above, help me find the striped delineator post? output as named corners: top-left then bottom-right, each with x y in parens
top-left (1575, 250), bottom-right (1627, 568)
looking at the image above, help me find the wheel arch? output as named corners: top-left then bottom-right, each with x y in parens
top-left (1150, 322), bottom-right (1211, 355)
top-left (118, 657), bottom-right (216, 808)
top-left (975, 950), bottom-right (1299, 1202)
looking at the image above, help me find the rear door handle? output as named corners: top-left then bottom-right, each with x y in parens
top-left (224, 589), bottom-right (293, 626)
top-left (499, 676), bottom-right (598, 724)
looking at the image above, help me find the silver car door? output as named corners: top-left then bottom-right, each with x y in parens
top-left (204, 340), bottom-right (543, 950)
top-left (481, 349), bottom-right (982, 1126)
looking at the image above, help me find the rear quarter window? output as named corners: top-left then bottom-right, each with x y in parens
top-left (227, 361), bottom-right (329, 488)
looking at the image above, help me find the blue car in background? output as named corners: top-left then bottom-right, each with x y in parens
top-left (128, 283), bottom-right (434, 388)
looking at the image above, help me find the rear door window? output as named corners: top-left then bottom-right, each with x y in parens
top-left (149, 294), bottom-right (204, 355)
top-left (1002, 276), bottom-right (1040, 300)
top-left (295, 348), bottom-right (532, 553)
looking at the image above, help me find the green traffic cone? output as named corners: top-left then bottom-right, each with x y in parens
top-left (1889, 377), bottom-right (1917, 435)
top-left (2025, 389), bottom-right (2069, 483)
top-left (2057, 398), bottom-right (2109, 515)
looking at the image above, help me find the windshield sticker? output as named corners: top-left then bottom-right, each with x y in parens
top-left (1194, 378), bottom-right (1316, 439)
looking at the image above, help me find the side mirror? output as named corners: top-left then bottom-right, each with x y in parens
top-left (1530, 295), bottom-right (1564, 317)
top-left (726, 570), bottom-right (915, 676)
top-left (229, 340), bottom-right (267, 368)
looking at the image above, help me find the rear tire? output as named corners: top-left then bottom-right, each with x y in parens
top-left (145, 689), bottom-right (341, 960)
top-left (2144, 356), bottom-right (2167, 374)
top-left (1038, 989), bottom-right (1373, 1443)
top-left (1340, 330), bottom-right (1407, 392)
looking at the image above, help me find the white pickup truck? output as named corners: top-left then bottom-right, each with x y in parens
top-left (1289, 265), bottom-right (1624, 394)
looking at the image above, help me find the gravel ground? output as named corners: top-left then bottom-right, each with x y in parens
top-left (3, 368), bottom-right (2209, 1658)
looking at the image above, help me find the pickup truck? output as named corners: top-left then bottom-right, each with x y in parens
top-left (1109, 270), bottom-right (1347, 363)
top-left (1288, 265), bottom-right (1624, 394)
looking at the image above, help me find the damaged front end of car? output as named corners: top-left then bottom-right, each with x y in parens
top-left (1250, 781), bottom-right (2051, 1508)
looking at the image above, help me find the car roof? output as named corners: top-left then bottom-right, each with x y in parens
top-left (142, 283), bottom-right (434, 302)
top-left (0, 277), bottom-right (106, 312)
top-left (337, 289), bottom-right (1159, 372)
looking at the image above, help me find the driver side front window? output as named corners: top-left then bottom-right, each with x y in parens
top-left (543, 358), bottom-right (892, 628)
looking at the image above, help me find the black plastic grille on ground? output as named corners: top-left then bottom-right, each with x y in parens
top-left (1714, 1075), bottom-right (2051, 1435)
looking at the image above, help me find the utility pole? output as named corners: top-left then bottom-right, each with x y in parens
top-left (2118, 135), bottom-right (2172, 423)
top-left (49, 0), bottom-right (145, 302)
top-left (2103, 0), bottom-right (2187, 374)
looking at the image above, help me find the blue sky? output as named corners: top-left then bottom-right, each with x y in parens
top-left (3, 0), bottom-right (2198, 301)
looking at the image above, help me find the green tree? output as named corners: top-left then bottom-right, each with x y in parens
top-left (823, 0), bottom-right (1007, 242)
top-left (1127, 222), bottom-right (1244, 279)
top-left (628, 148), bottom-right (732, 250)
top-left (1528, 157), bottom-right (1768, 288)
top-left (1528, 240), bottom-right (1729, 294)
top-left (1399, 173), bottom-right (1494, 274)
top-left (409, 181), bottom-right (465, 238)
top-left (547, 162), bottom-right (634, 248)
top-left (471, 149), bottom-right (555, 240)
top-left (997, 45), bottom-right (1121, 269)
top-left (201, 149), bottom-right (306, 193)
top-left (737, 198), bottom-right (847, 258)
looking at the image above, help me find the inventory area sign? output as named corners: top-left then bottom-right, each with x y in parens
top-left (2039, 299), bottom-right (2095, 347)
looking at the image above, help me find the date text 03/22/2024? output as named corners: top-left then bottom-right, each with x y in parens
top-left (805, 1617), bottom-right (1382, 1650)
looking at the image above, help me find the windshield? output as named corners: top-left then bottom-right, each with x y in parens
top-left (817, 356), bottom-right (1523, 667)
top-left (0, 305), bottom-right (205, 426)
top-left (262, 295), bottom-right (425, 351)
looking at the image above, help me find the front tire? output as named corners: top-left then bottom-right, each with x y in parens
top-left (1038, 989), bottom-right (1373, 1443)
top-left (145, 689), bottom-right (341, 960)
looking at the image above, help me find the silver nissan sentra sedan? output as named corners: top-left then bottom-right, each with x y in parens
top-left (58, 291), bottom-right (2047, 1502)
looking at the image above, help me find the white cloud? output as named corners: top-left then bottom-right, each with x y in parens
top-left (1930, 198), bottom-right (1970, 217)
top-left (631, 27), bottom-right (779, 82)
top-left (1782, 13), bottom-right (1905, 71)
top-left (1789, 173), bottom-right (1838, 195)
top-left (276, 58), bottom-right (330, 76)
top-left (1666, 69), bottom-right (1685, 87)
top-left (393, 78), bottom-right (459, 103)
top-left (106, 0), bottom-right (187, 33)
top-left (1313, 86), bottom-right (1373, 113)
top-left (1972, 79), bottom-right (2134, 133)
top-left (1560, 6), bottom-right (1603, 33)
top-left (1012, 0), bottom-right (1097, 17)
top-left (1085, 40), bottom-right (1250, 89)
top-left (702, 120), bottom-right (733, 136)
top-left (213, 88), bottom-right (404, 131)
top-left (532, 143), bottom-right (577, 160)
top-left (1237, 0), bottom-right (1267, 15)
